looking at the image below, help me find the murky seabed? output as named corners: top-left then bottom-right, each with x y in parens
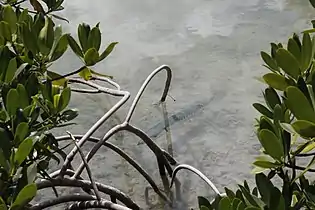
top-left (38, 0), bottom-right (315, 209)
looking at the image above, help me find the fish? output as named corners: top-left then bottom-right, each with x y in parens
top-left (145, 99), bottom-right (212, 139)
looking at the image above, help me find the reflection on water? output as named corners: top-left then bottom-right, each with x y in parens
top-left (47, 0), bottom-right (315, 209)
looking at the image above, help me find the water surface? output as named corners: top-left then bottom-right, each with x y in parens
top-left (47, 0), bottom-right (315, 209)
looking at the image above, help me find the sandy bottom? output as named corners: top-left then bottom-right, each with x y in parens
top-left (34, 0), bottom-right (315, 209)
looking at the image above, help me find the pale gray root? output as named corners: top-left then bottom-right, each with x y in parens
top-left (56, 135), bottom-right (171, 205)
top-left (67, 131), bottom-right (101, 200)
top-left (66, 199), bottom-right (132, 210)
top-left (170, 164), bottom-right (225, 197)
top-left (125, 65), bottom-right (172, 123)
top-left (29, 194), bottom-right (95, 210)
top-left (29, 194), bottom-right (132, 210)
top-left (36, 177), bottom-right (140, 209)
top-left (60, 78), bottom-right (130, 177)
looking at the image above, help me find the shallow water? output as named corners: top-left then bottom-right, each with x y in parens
top-left (45, 0), bottom-right (315, 209)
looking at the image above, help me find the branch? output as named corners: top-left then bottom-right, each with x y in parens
top-left (46, 169), bottom-right (93, 195)
top-left (66, 200), bottom-right (132, 210)
top-left (125, 124), bottom-right (173, 176)
top-left (125, 65), bottom-right (172, 123)
top-left (56, 135), bottom-right (171, 204)
top-left (56, 65), bottom-right (176, 205)
top-left (71, 87), bottom-right (100, 94)
top-left (50, 66), bottom-right (86, 82)
top-left (67, 131), bottom-right (101, 200)
top-left (36, 177), bottom-right (140, 209)
top-left (63, 65), bottom-right (173, 178)
top-left (10, 0), bottom-right (26, 6)
top-left (90, 77), bottom-right (121, 90)
top-left (284, 163), bottom-right (315, 172)
top-left (29, 194), bottom-right (96, 210)
top-left (73, 123), bottom-right (127, 178)
top-left (60, 79), bottom-right (130, 177)
top-left (30, 194), bottom-right (132, 210)
top-left (170, 164), bottom-right (223, 196)
top-left (295, 152), bottom-right (315, 157)
top-left (162, 150), bottom-right (178, 166)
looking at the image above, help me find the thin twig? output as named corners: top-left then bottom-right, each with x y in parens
top-left (66, 131), bottom-right (101, 201)
top-left (9, 0), bottom-right (26, 6)
top-left (284, 163), bottom-right (315, 172)
top-left (50, 66), bottom-right (86, 82)
top-left (295, 152), bottom-right (315, 157)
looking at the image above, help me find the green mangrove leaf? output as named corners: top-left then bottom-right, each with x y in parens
top-left (2, 5), bottom-right (17, 33)
top-left (0, 21), bottom-right (11, 41)
top-left (253, 103), bottom-right (273, 118)
top-left (58, 87), bottom-right (71, 111)
top-left (261, 51), bottom-right (279, 72)
top-left (66, 34), bottom-right (83, 58)
top-left (255, 173), bottom-right (273, 206)
top-left (4, 57), bottom-right (17, 83)
top-left (39, 17), bottom-right (54, 55)
top-left (264, 87), bottom-right (281, 110)
top-left (78, 23), bottom-right (90, 53)
top-left (6, 88), bottom-right (19, 116)
top-left (301, 32), bottom-right (313, 71)
top-left (258, 116), bottom-right (276, 134)
top-left (253, 160), bottom-right (280, 169)
top-left (14, 137), bottom-right (33, 167)
top-left (258, 129), bottom-right (284, 161)
top-left (50, 34), bottom-right (68, 62)
top-left (98, 42), bottom-right (118, 62)
top-left (297, 76), bottom-right (312, 105)
top-left (84, 48), bottom-right (99, 66)
top-left (14, 122), bottom-right (29, 144)
top-left (198, 196), bottom-right (211, 208)
top-left (11, 183), bottom-right (37, 210)
top-left (16, 84), bottom-right (29, 108)
top-left (275, 48), bottom-right (300, 79)
top-left (286, 86), bottom-right (315, 123)
top-left (291, 120), bottom-right (315, 138)
top-left (87, 26), bottom-right (101, 51)
top-left (288, 38), bottom-right (301, 62)
top-left (263, 73), bottom-right (289, 91)
top-left (219, 197), bottom-right (231, 210)
top-left (53, 94), bottom-right (60, 109)
top-left (231, 198), bottom-right (242, 210)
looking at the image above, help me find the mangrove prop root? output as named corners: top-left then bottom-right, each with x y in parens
top-left (31, 65), bottom-right (222, 209)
